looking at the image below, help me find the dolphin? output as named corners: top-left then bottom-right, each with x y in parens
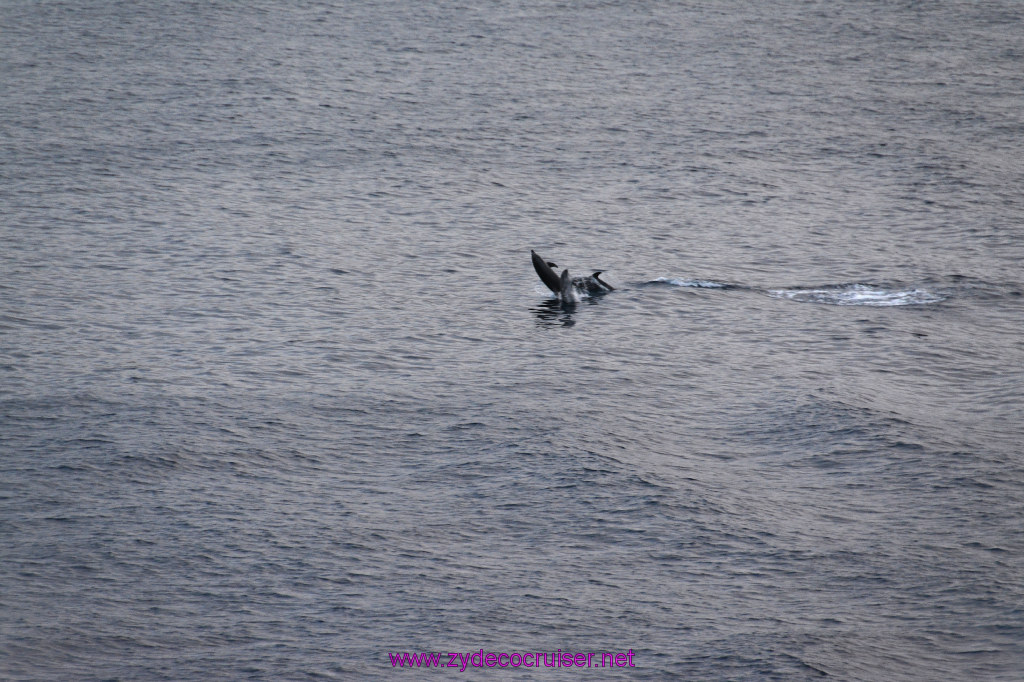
top-left (559, 268), bottom-right (580, 302)
top-left (531, 250), bottom-right (562, 294)
top-left (532, 250), bottom-right (614, 300)
top-left (577, 271), bottom-right (615, 294)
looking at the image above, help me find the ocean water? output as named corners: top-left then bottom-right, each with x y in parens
top-left (2, 1), bottom-right (1023, 679)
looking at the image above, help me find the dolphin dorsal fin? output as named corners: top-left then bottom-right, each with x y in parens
top-left (592, 272), bottom-right (614, 291)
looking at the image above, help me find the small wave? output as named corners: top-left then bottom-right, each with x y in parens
top-left (650, 277), bottom-right (731, 289)
top-left (769, 284), bottom-right (945, 307)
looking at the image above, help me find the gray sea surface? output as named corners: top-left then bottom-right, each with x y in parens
top-left (2, 1), bottom-right (1023, 679)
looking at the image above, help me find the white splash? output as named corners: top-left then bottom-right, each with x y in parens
top-left (769, 284), bottom-right (945, 307)
top-left (652, 277), bottom-right (728, 288)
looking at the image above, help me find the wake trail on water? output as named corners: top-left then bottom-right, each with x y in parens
top-left (648, 278), bottom-right (947, 307)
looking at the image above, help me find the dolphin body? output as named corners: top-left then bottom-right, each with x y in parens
top-left (531, 250), bottom-right (614, 302)
top-left (558, 268), bottom-right (579, 303)
top-left (531, 250), bottom-right (562, 294)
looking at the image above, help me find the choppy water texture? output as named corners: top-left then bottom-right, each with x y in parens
top-left (2, 1), bottom-right (1023, 679)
